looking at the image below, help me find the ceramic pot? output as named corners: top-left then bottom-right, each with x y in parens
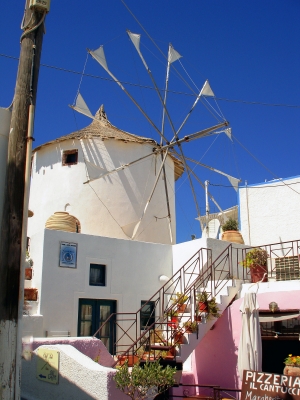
top-left (25, 268), bottom-right (32, 280)
top-left (284, 365), bottom-right (300, 376)
top-left (174, 332), bottom-right (184, 344)
top-left (222, 230), bottom-right (244, 244)
top-left (198, 301), bottom-right (208, 312)
top-left (250, 264), bottom-right (268, 283)
top-left (24, 288), bottom-right (38, 301)
top-left (117, 355), bottom-right (139, 367)
top-left (177, 304), bottom-right (187, 313)
top-left (168, 316), bottom-right (178, 328)
top-left (45, 212), bottom-right (79, 233)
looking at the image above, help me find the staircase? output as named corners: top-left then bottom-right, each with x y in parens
top-left (93, 244), bottom-right (244, 368)
top-left (94, 239), bottom-right (300, 368)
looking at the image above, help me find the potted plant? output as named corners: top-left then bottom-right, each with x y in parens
top-left (206, 297), bottom-right (220, 320)
top-left (166, 309), bottom-right (179, 327)
top-left (221, 218), bottom-right (244, 244)
top-left (196, 292), bottom-right (220, 320)
top-left (171, 292), bottom-right (189, 313)
top-left (283, 354), bottom-right (300, 376)
top-left (194, 308), bottom-right (202, 322)
top-left (196, 291), bottom-right (209, 312)
top-left (241, 247), bottom-right (268, 283)
top-left (24, 288), bottom-right (38, 301)
top-left (173, 328), bottom-right (184, 345)
top-left (114, 359), bottom-right (176, 399)
top-left (25, 251), bottom-right (33, 281)
top-left (183, 320), bottom-right (198, 333)
top-left (117, 353), bottom-right (140, 367)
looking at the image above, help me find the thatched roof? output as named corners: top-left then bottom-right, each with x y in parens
top-left (34, 105), bottom-right (184, 180)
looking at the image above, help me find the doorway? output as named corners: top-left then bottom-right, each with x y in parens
top-left (78, 299), bottom-right (116, 354)
top-left (262, 339), bottom-right (299, 374)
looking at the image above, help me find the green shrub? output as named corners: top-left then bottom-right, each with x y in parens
top-left (222, 218), bottom-right (238, 232)
top-left (114, 359), bottom-right (176, 399)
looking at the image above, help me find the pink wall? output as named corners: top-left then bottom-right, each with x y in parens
top-left (30, 336), bottom-right (115, 367)
top-left (192, 290), bottom-right (300, 390)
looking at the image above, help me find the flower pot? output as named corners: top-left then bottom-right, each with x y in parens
top-left (25, 268), bottom-right (33, 280)
top-left (250, 264), bottom-right (268, 283)
top-left (24, 288), bottom-right (38, 301)
top-left (174, 332), bottom-right (184, 344)
top-left (177, 304), bottom-right (187, 313)
top-left (284, 365), bottom-right (300, 376)
top-left (222, 230), bottom-right (244, 244)
top-left (194, 314), bottom-right (202, 322)
top-left (168, 316), bottom-right (178, 328)
top-left (198, 301), bottom-right (208, 313)
top-left (117, 355), bottom-right (139, 367)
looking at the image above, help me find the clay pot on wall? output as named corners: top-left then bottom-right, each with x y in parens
top-left (221, 218), bottom-right (244, 244)
top-left (24, 288), bottom-right (38, 301)
top-left (284, 365), bottom-right (300, 377)
top-left (250, 264), bottom-right (268, 283)
top-left (221, 230), bottom-right (245, 244)
top-left (25, 268), bottom-right (33, 280)
top-left (45, 212), bottom-right (80, 233)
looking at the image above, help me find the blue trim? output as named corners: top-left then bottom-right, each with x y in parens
top-left (239, 174), bottom-right (300, 188)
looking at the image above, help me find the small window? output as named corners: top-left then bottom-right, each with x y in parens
top-left (89, 264), bottom-right (106, 286)
top-left (62, 150), bottom-right (78, 166)
top-left (140, 301), bottom-right (155, 330)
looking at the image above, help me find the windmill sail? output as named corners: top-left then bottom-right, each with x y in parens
top-left (70, 93), bottom-right (93, 119)
top-left (201, 80), bottom-right (215, 97)
top-left (168, 46), bottom-right (182, 63)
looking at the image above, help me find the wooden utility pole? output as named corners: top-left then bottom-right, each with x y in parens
top-left (0, 1), bottom-right (48, 398)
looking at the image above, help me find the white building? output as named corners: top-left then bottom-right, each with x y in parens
top-left (21, 108), bottom-right (300, 398)
top-left (239, 176), bottom-right (300, 245)
top-left (28, 105), bottom-right (183, 245)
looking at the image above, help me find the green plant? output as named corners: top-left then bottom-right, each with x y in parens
top-left (183, 320), bottom-right (198, 333)
top-left (196, 291), bottom-right (220, 320)
top-left (196, 291), bottom-right (209, 303)
top-left (206, 297), bottom-right (220, 320)
top-left (240, 248), bottom-right (268, 268)
top-left (284, 354), bottom-right (300, 366)
top-left (166, 309), bottom-right (178, 318)
top-left (26, 250), bottom-right (33, 267)
top-left (114, 359), bottom-right (176, 400)
top-left (222, 218), bottom-right (238, 232)
top-left (171, 292), bottom-right (189, 305)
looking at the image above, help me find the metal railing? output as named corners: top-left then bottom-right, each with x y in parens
top-left (93, 239), bottom-right (300, 366)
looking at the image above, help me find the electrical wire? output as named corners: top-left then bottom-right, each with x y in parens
top-left (20, 11), bottom-right (47, 43)
top-left (209, 181), bottom-right (300, 189)
top-left (232, 134), bottom-right (300, 195)
top-left (1, 53), bottom-right (300, 109)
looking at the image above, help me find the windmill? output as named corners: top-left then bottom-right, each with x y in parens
top-left (70, 31), bottom-right (240, 243)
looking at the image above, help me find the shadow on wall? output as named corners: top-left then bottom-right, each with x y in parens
top-left (194, 306), bottom-right (239, 390)
top-left (21, 344), bottom-right (128, 400)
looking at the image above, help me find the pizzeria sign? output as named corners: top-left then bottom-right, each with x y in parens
top-left (241, 370), bottom-right (300, 400)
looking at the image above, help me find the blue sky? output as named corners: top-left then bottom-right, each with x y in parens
top-left (1, 1), bottom-right (299, 243)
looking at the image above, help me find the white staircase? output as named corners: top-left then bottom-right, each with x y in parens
top-left (177, 279), bottom-right (242, 368)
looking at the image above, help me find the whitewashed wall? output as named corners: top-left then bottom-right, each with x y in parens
top-left (24, 228), bottom-right (173, 337)
top-left (21, 344), bottom-right (127, 400)
top-left (239, 176), bottom-right (300, 246)
top-left (28, 137), bottom-right (176, 245)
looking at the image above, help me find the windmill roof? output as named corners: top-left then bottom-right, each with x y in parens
top-left (33, 105), bottom-right (184, 180)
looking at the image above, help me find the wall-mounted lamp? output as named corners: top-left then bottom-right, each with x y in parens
top-left (159, 275), bottom-right (169, 283)
top-left (269, 301), bottom-right (279, 313)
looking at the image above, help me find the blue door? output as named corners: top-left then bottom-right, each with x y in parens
top-left (78, 299), bottom-right (116, 354)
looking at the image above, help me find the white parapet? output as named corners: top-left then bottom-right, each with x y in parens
top-left (21, 344), bottom-right (128, 400)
